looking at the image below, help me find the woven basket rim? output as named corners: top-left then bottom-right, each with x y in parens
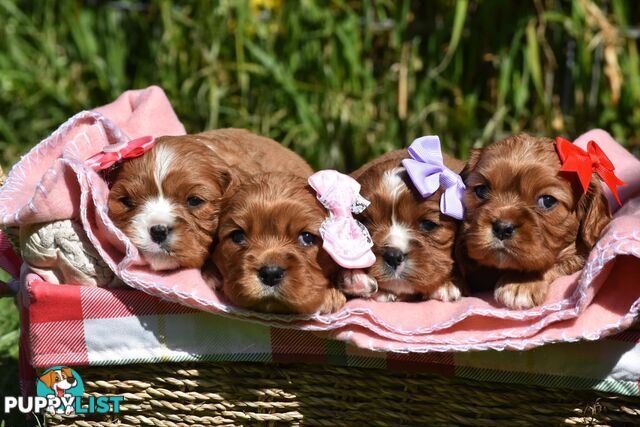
top-left (42, 360), bottom-right (640, 426)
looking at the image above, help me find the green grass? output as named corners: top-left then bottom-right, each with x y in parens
top-left (0, 299), bottom-right (19, 361)
top-left (1, 0), bottom-right (639, 172)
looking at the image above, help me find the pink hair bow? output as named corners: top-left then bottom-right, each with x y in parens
top-left (308, 170), bottom-right (376, 269)
top-left (85, 135), bottom-right (155, 171)
top-left (402, 135), bottom-right (466, 220)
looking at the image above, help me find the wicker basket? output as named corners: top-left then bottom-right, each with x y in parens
top-left (42, 361), bottom-right (640, 426)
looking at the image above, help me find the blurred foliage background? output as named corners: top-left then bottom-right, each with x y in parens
top-left (1, 0), bottom-right (639, 172)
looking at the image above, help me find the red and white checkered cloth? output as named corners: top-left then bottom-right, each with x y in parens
top-left (16, 277), bottom-right (640, 398)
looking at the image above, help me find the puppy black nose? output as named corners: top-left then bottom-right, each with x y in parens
top-left (149, 225), bottom-right (170, 244)
top-left (492, 220), bottom-right (516, 240)
top-left (258, 265), bottom-right (285, 287)
top-left (67, 377), bottom-right (76, 385)
top-left (383, 248), bottom-right (405, 269)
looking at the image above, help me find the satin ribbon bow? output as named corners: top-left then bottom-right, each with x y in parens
top-left (308, 170), bottom-right (376, 269)
top-left (85, 135), bottom-right (156, 171)
top-left (555, 137), bottom-right (626, 205)
top-left (401, 136), bottom-right (466, 220)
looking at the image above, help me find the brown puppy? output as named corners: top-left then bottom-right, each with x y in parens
top-left (212, 173), bottom-right (346, 314)
top-left (108, 129), bottom-right (311, 270)
top-left (457, 134), bottom-right (611, 309)
top-left (340, 149), bottom-right (465, 302)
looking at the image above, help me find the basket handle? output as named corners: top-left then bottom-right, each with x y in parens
top-left (0, 230), bottom-right (22, 296)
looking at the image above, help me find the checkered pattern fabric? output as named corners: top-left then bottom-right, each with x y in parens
top-left (20, 280), bottom-right (640, 397)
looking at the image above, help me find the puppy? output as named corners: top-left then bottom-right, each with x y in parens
top-left (340, 141), bottom-right (466, 302)
top-left (108, 129), bottom-right (311, 270)
top-left (457, 134), bottom-right (612, 309)
top-left (212, 173), bottom-right (346, 314)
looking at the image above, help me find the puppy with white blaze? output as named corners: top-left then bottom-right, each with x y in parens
top-left (107, 129), bottom-right (312, 270)
top-left (339, 136), bottom-right (467, 302)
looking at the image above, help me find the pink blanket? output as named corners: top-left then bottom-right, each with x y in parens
top-left (2, 86), bottom-right (640, 353)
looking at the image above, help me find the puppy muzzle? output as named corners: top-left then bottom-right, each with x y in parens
top-left (257, 265), bottom-right (285, 287)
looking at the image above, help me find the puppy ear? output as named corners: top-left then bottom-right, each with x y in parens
top-left (39, 371), bottom-right (56, 388)
top-left (218, 168), bottom-right (237, 194)
top-left (577, 178), bottom-right (612, 250)
top-left (201, 257), bottom-right (224, 290)
top-left (460, 148), bottom-right (482, 181)
top-left (319, 288), bottom-right (347, 314)
top-left (215, 171), bottom-right (239, 213)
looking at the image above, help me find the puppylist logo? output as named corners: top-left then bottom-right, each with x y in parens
top-left (3, 366), bottom-right (124, 416)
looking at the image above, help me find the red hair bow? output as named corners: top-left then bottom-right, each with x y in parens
top-left (86, 135), bottom-right (155, 171)
top-left (555, 137), bottom-right (626, 205)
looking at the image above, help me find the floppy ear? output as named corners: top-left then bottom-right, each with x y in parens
top-left (209, 169), bottom-right (238, 223)
top-left (460, 148), bottom-right (482, 181)
top-left (218, 168), bottom-right (236, 194)
top-left (577, 178), bottom-right (612, 251)
top-left (39, 371), bottom-right (57, 389)
top-left (201, 257), bottom-right (224, 290)
top-left (214, 171), bottom-right (238, 210)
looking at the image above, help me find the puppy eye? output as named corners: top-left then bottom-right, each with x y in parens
top-left (537, 195), bottom-right (558, 210)
top-left (187, 196), bottom-right (205, 208)
top-left (230, 230), bottom-right (246, 245)
top-left (474, 185), bottom-right (489, 200)
top-left (119, 196), bottom-right (134, 209)
top-left (298, 232), bottom-right (317, 247)
top-left (419, 219), bottom-right (438, 232)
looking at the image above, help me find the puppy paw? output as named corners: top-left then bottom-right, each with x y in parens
top-left (429, 281), bottom-right (462, 302)
top-left (338, 269), bottom-right (378, 297)
top-left (371, 291), bottom-right (398, 302)
top-left (495, 274), bottom-right (548, 310)
top-left (319, 288), bottom-right (347, 314)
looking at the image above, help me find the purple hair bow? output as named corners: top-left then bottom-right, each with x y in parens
top-left (308, 170), bottom-right (376, 269)
top-left (401, 136), bottom-right (466, 220)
